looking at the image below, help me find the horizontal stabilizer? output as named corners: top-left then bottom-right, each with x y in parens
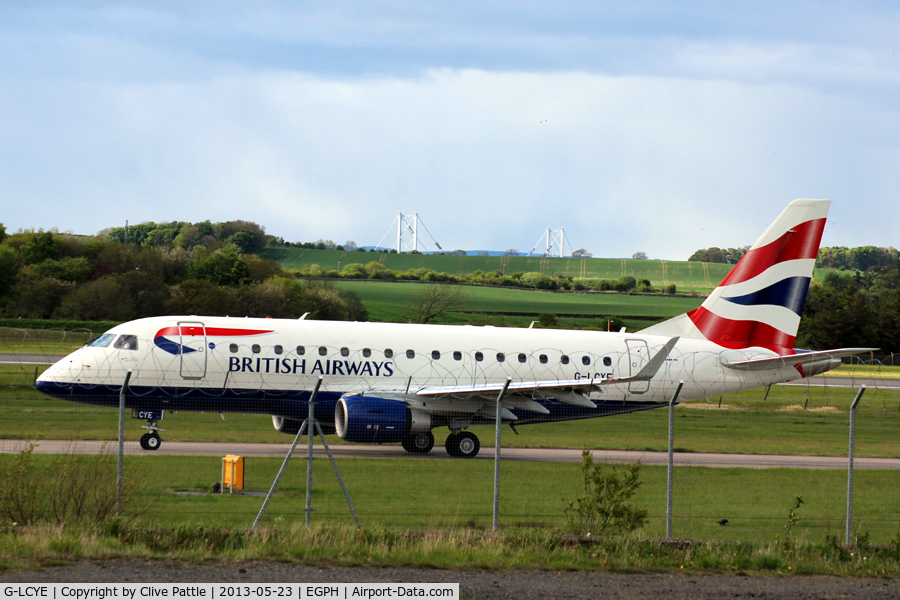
top-left (722, 348), bottom-right (878, 371)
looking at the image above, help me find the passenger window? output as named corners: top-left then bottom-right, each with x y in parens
top-left (582, 356), bottom-right (591, 366)
top-left (274, 345), bottom-right (283, 355)
top-left (539, 354), bottom-right (548, 364)
top-left (230, 344), bottom-right (239, 353)
top-left (603, 357), bottom-right (612, 367)
top-left (114, 335), bottom-right (138, 350)
top-left (363, 348), bottom-right (372, 358)
top-left (384, 349), bottom-right (394, 359)
top-left (453, 351), bottom-right (462, 361)
top-left (496, 353), bottom-right (505, 362)
top-left (518, 353), bottom-right (526, 363)
top-left (297, 346), bottom-right (306, 355)
top-left (319, 346), bottom-right (327, 356)
top-left (432, 350), bottom-right (440, 360)
top-left (341, 347), bottom-right (349, 357)
top-left (406, 349), bottom-right (415, 359)
top-left (475, 352), bottom-right (483, 362)
top-left (561, 355), bottom-right (570, 365)
top-left (252, 344), bottom-right (261, 354)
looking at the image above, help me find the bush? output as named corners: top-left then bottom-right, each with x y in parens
top-left (562, 451), bottom-right (648, 536)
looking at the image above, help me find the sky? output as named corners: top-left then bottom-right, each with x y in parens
top-left (1, 1), bottom-right (897, 260)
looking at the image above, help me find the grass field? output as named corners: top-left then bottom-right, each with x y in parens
top-left (263, 247), bottom-right (736, 294)
top-left (1, 452), bottom-right (897, 546)
top-left (264, 247), bottom-right (837, 295)
top-left (333, 280), bottom-right (703, 328)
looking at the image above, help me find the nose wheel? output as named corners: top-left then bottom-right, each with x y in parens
top-left (139, 419), bottom-right (164, 451)
top-left (139, 432), bottom-right (161, 450)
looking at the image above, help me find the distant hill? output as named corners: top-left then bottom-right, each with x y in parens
top-left (261, 247), bottom-right (737, 293)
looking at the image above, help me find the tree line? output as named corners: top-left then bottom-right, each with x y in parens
top-left (797, 266), bottom-right (900, 353)
top-left (0, 224), bottom-right (366, 324)
top-left (689, 244), bottom-right (898, 271)
top-left (296, 262), bottom-right (676, 294)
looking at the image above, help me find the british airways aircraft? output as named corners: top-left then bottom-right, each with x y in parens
top-left (35, 199), bottom-right (871, 456)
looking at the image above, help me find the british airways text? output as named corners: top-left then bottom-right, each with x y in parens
top-left (228, 357), bottom-right (394, 377)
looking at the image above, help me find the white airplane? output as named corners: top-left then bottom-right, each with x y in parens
top-left (36, 199), bottom-right (872, 456)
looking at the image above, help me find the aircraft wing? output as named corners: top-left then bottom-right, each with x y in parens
top-left (721, 348), bottom-right (878, 371)
top-left (416, 337), bottom-right (679, 402)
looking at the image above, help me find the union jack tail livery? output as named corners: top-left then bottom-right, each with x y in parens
top-left (642, 199), bottom-right (829, 353)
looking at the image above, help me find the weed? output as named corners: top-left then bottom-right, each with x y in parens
top-left (0, 442), bottom-right (146, 526)
top-left (784, 496), bottom-right (804, 544)
top-left (562, 451), bottom-right (648, 536)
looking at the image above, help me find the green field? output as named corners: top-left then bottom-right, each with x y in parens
top-left (263, 247), bottom-right (736, 293)
top-left (1, 452), bottom-right (897, 545)
top-left (265, 247), bottom-right (836, 294)
top-left (334, 280), bottom-right (702, 328)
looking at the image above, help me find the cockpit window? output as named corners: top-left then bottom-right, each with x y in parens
top-left (89, 333), bottom-right (116, 348)
top-left (114, 335), bottom-right (138, 350)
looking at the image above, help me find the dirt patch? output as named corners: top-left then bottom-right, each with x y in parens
top-left (778, 404), bottom-right (841, 413)
top-left (678, 402), bottom-right (744, 410)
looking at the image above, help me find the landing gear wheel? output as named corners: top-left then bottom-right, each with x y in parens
top-left (445, 431), bottom-right (480, 458)
top-left (140, 432), bottom-right (161, 451)
top-left (401, 431), bottom-right (435, 454)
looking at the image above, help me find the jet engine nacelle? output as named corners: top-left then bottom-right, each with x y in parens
top-left (272, 415), bottom-right (305, 435)
top-left (335, 393), bottom-right (431, 444)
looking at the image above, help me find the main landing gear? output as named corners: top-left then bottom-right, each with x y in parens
top-left (139, 419), bottom-right (164, 451)
top-left (401, 431), bottom-right (435, 454)
top-left (445, 431), bottom-right (480, 458)
top-left (399, 429), bottom-right (482, 458)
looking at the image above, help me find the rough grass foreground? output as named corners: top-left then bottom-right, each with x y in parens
top-left (0, 523), bottom-right (898, 578)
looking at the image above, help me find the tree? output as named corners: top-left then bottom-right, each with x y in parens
top-left (187, 246), bottom-right (251, 286)
top-left (538, 313), bottom-right (558, 328)
top-left (631, 251), bottom-right (648, 260)
top-left (402, 285), bottom-right (471, 324)
top-left (55, 276), bottom-right (137, 322)
top-left (503, 249), bottom-right (519, 257)
top-left (0, 245), bottom-right (20, 299)
top-left (572, 249), bottom-right (592, 258)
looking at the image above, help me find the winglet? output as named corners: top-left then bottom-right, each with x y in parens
top-left (629, 337), bottom-right (679, 382)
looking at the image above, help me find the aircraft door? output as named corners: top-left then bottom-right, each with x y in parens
top-left (626, 339), bottom-right (650, 394)
top-left (178, 321), bottom-right (207, 380)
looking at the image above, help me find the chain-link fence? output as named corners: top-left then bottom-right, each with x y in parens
top-left (1, 328), bottom-right (897, 544)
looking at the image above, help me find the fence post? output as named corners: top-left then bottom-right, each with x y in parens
top-left (117, 370), bottom-right (132, 518)
top-left (845, 385), bottom-right (866, 546)
top-left (493, 378), bottom-right (512, 532)
top-left (252, 377), bottom-right (321, 530)
top-left (666, 381), bottom-right (684, 539)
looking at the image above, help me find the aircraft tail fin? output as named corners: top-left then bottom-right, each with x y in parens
top-left (641, 199), bottom-right (830, 352)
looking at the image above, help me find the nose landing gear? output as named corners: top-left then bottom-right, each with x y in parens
top-left (139, 419), bottom-right (164, 451)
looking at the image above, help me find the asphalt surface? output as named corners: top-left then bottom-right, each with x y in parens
top-left (1, 561), bottom-right (899, 599)
top-left (2, 438), bottom-right (897, 470)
